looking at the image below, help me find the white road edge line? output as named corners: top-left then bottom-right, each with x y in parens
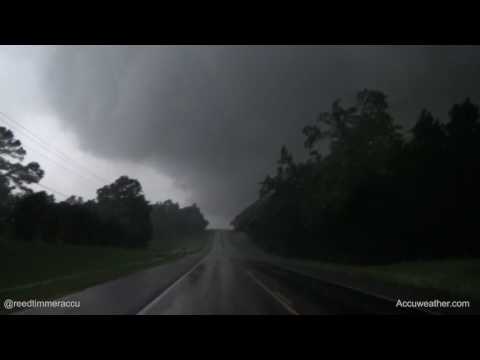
top-left (136, 234), bottom-right (219, 315)
top-left (136, 258), bottom-right (206, 315)
top-left (275, 264), bottom-right (440, 315)
top-left (246, 270), bottom-right (300, 315)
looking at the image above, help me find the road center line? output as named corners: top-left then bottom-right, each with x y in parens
top-left (246, 270), bottom-right (300, 315)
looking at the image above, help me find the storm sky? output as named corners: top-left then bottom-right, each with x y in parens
top-left (1, 45), bottom-right (480, 227)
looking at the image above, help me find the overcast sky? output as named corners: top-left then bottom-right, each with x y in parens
top-left (1, 45), bottom-right (480, 227)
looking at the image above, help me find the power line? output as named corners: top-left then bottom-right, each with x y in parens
top-left (0, 117), bottom-right (101, 189)
top-left (0, 111), bottom-right (108, 184)
top-left (0, 114), bottom-right (113, 190)
top-left (0, 111), bottom-right (110, 184)
top-left (25, 143), bottom-right (100, 188)
top-left (34, 182), bottom-right (69, 200)
top-left (0, 111), bottom-right (115, 202)
top-left (0, 114), bottom-right (98, 201)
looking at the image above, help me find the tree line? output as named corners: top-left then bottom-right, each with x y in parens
top-left (233, 89), bottom-right (480, 264)
top-left (0, 127), bottom-right (208, 248)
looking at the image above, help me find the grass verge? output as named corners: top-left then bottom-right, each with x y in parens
top-left (292, 257), bottom-right (480, 301)
top-left (0, 234), bottom-right (209, 314)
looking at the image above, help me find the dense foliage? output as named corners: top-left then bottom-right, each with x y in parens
top-left (150, 200), bottom-right (209, 248)
top-left (233, 90), bottom-right (480, 263)
top-left (0, 127), bottom-right (209, 248)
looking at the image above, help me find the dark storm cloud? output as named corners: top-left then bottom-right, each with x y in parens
top-left (42, 45), bottom-right (480, 226)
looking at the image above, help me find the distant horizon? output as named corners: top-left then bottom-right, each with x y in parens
top-left (2, 45), bottom-right (480, 227)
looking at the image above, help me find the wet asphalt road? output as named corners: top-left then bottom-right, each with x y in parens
top-left (19, 230), bottom-right (429, 315)
top-left (140, 231), bottom-right (291, 314)
top-left (139, 231), bottom-right (422, 315)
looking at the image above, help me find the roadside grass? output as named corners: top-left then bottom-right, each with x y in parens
top-left (292, 257), bottom-right (480, 301)
top-left (149, 230), bottom-right (212, 253)
top-left (0, 232), bottom-right (210, 314)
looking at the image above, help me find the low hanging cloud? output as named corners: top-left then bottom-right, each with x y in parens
top-left (40, 45), bottom-right (480, 227)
